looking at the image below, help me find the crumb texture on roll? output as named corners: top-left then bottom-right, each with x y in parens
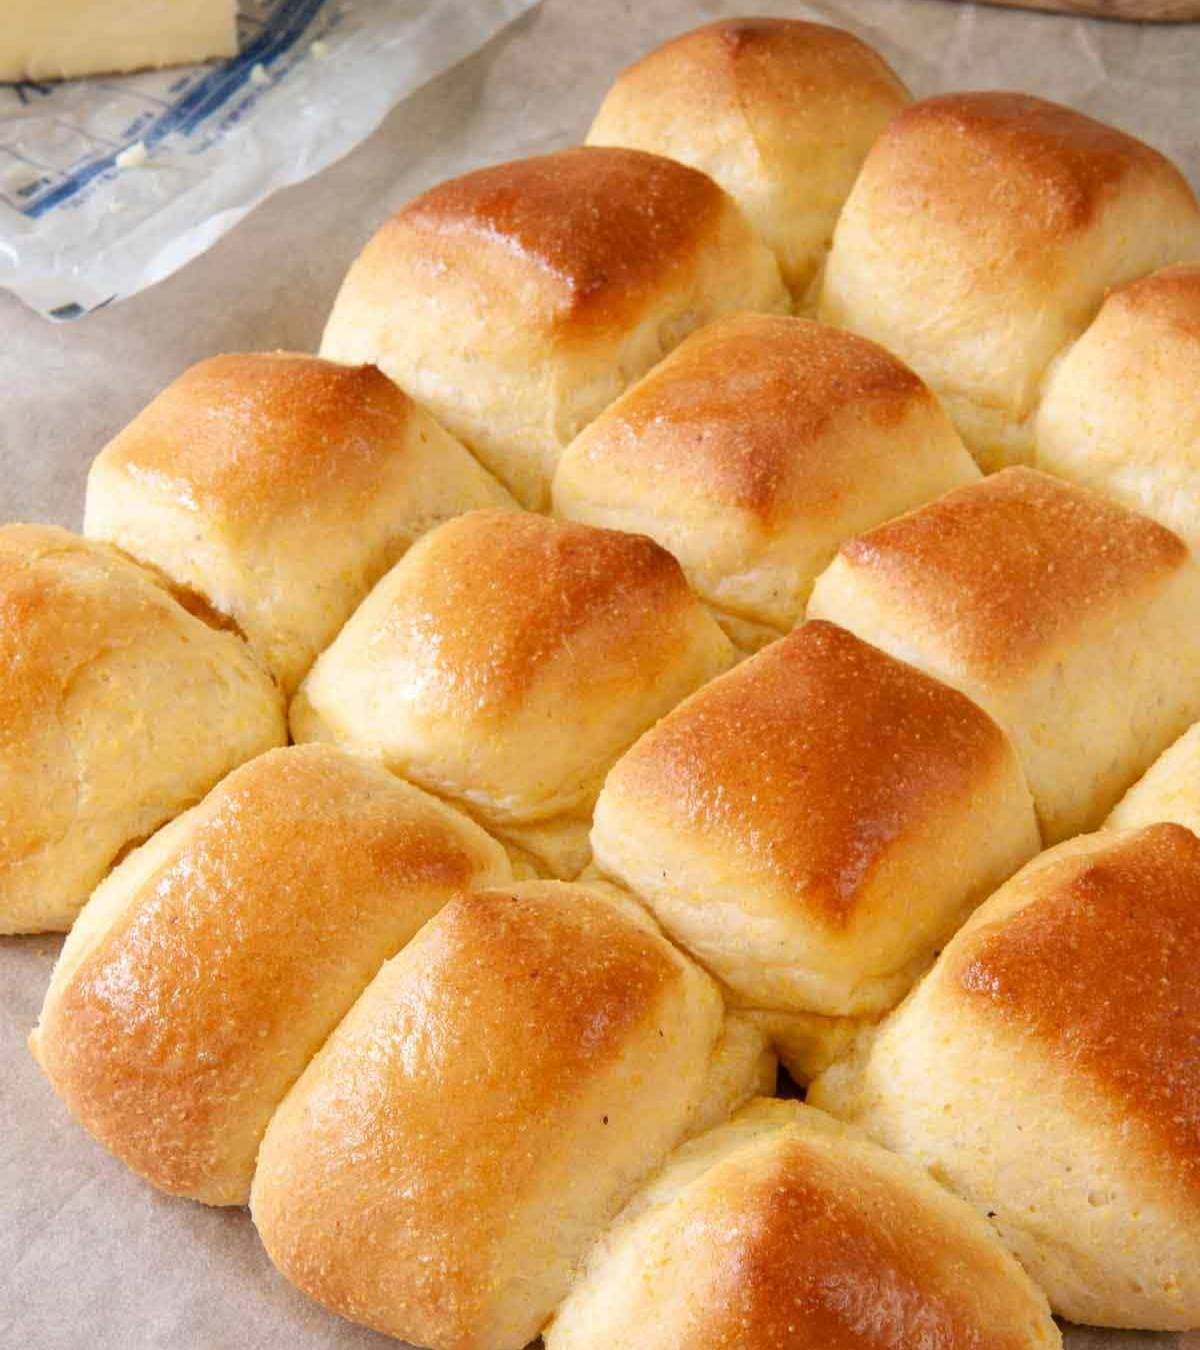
top-left (1107, 720), bottom-right (1200, 837)
top-left (85, 352), bottom-right (515, 695)
top-left (1036, 264), bottom-right (1200, 552)
top-left (30, 745), bottom-right (510, 1205)
top-left (320, 146), bottom-right (789, 509)
top-left (810, 824), bottom-right (1200, 1330)
top-left (587, 18), bottom-right (909, 302)
top-left (553, 314), bottom-right (979, 645)
top-left (0, 524), bottom-right (285, 934)
top-left (547, 1098), bottom-right (1060, 1350)
top-left (809, 468), bottom-right (1200, 842)
top-left (251, 880), bottom-right (753, 1350)
top-left (820, 92), bottom-right (1200, 470)
top-left (592, 620), bottom-right (1039, 1042)
top-left (291, 510), bottom-right (736, 877)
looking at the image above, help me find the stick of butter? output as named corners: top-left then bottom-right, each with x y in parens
top-left (0, 0), bottom-right (237, 83)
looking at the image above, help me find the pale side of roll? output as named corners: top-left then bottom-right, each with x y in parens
top-left (810, 824), bottom-right (1200, 1330)
top-left (85, 353), bottom-right (516, 695)
top-left (587, 18), bottom-right (909, 303)
top-left (320, 146), bottom-right (789, 509)
top-left (291, 510), bottom-right (736, 878)
top-left (809, 468), bottom-right (1200, 843)
top-left (820, 93), bottom-right (1200, 471)
top-left (547, 1098), bottom-right (1061, 1350)
top-left (251, 880), bottom-right (769, 1350)
top-left (1036, 264), bottom-right (1200, 554)
top-left (0, 524), bottom-right (285, 934)
top-left (1107, 721), bottom-right (1200, 836)
top-left (552, 314), bottom-right (979, 649)
top-left (30, 744), bottom-right (511, 1205)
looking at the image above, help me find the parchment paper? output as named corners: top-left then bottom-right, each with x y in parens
top-left (3, 2), bottom-right (1200, 1346)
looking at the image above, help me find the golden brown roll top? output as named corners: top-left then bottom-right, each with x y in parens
top-left (1107, 721), bottom-right (1200, 836)
top-left (592, 620), bottom-right (1038, 1074)
top-left (811, 823), bottom-right (1200, 1329)
top-left (291, 510), bottom-right (736, 877)
top-left (1037, 264), bottom-right (1200, 553)
top-left (320, 146), bottom-right (789, 509)
top-left (820, 92), bottom-right (1200, 471)
top-left (553, 314), bottom-right (979, 648)
top-left (0, 524), bottom-right (285, 934)
top-left (547, 1099), bottom-right (1060, 1350)
top-left (251, 880), bottom-right (765, 1350)
top-left (587, 18), bottom-right (909, 303)
top-left (809, 468), bottom-right (1200, 842)
top-left (85, 352), bottom-right (515, 695)
top-left (30, 744), bottom-right (511, 1205)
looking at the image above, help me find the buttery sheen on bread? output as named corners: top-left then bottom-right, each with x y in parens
top-left (1037, 265), bottom-right (1200, 553)
top-left (820, 93), bottom-right (1200, 470)
top-left (251, 881), bottom-right (766, 1350)
top-left (810, 824), bottom-right (1200, 1330)
top-left (291, 510), bottom-right (736, 877)
top-left (320, 146), bottom-right (789, 509)
top-left (587, 18), bottom-right (909, 303)
top-left (809, 468), bottom-right (1200, 842)
top-left (592, 620), bottom-right (1038, 1075)
top-left (553, 315), bottom-right (979, 648)
top-left (547, 1099), bottom-right (1061, 1350)
top-left (85, 353), bottom-right (515, 695)
top-left (30, 745), bottom-right (510, 1205)
top-left (0, 525), bottom-right (285, 934)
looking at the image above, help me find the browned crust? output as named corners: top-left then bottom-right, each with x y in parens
top-left (35, 746), bottom-right (497, 1199)
top-left (866, 91), bottom-right (1196, 242)
top-left (1104, 262), bottom-right (1200, 339)
top-left (678, 1134), bottom-right (1047, 1350)
top-left (572, 315), bottom-right (932, 523)
top-left (837, 469), bottom-right (1187, 674)
top-left (377, 147), bottom-right (728, 329)
top-left (603, 620), bottom-right (1011, 926)
top-left (96, 353), bottom-right (414, 523)
top-left (375, 510), bottom-right (703, 715)
top-left (953, 823), bottom-right (1200, 1196)
top-left (614, 16), bottom-right (908, 107)
top-left (252, 882), bottom-right (692, 1343)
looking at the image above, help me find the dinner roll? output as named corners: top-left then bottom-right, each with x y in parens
top-left (320, 146), bottom-right (789, 509)
top-left (586, 18), bottom-right (908, 303)
top-left (1037, 265), bottom-right (1200, 552)
top-left (0, 525), bottom-right (285, 935)
top-left (592, 621), bottom-right (1039, 1069)
top-left (30, 745), bottom-right (510, 1205)
top-left (547, 1099), bottom-right (1060, 1350)
top-left (1108, 721), bottom-right (1200, 836)
top-left (291, 511), bottom-right (736, 878)
top-left (251, 880), bottom-right (761, 1350)
top-left (809, 468), bottom-right (1200, 842)
top-left (810, 824), bottom-right (1200, 1329)
top-left (553, 315), bottom-right (979, 648)
top-left (85, 353), bottom-right (515, 695)
top-left (820, 93), bottom-right (1200, 471)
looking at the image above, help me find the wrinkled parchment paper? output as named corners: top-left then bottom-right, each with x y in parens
top-left (3, 2), bottom-right (1200, 1346)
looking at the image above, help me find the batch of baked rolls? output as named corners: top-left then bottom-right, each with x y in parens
top-left (8, 15), bottom-right (1200, 1349)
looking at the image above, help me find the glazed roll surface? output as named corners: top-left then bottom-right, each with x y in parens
top-left (85, 352), bottom-right (515, 695)
top-left (0, 524), bottom-right (285, 934)
top-left (809, 468), bottom-right (1200, 842)
top-left (292, 510), bottom-right (736, 877)
top-left (31, 744), bottom-right (511, 1204)
top-left (320, 146), bottom-right (789, 508)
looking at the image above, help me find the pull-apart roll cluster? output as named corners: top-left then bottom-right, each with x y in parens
top-left (14, 12), bottom-right (1200, 1350)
